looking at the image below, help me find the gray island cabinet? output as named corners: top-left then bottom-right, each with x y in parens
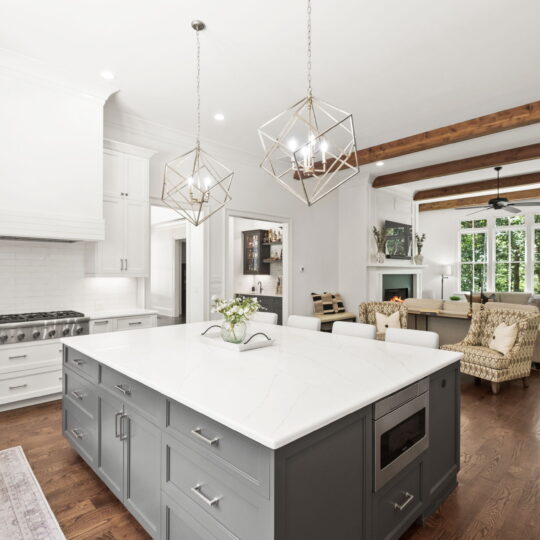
top-left (61, 323), bottom-right (461, 540)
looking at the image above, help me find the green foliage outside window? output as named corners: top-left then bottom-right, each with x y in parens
top-left (460, 219), bottom-right (487, 229)
top-left (495, 215), bottom-right (525, 227)
top-left (535, 229), bottom-right (540, 293)
top-left (495, 229), bottom-right (526, 292)
top-left (460, 232), bottom-right (487, 292)
top-left (535, 215), bottom-right (540, 224)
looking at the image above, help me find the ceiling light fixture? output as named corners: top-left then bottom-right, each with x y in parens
top-left (161, 20), bottom-right (233, 227)
top-left (214, 113), bottom-right (225, 121)
top-left (258, 0), bottom-right (359, 206)
top-left (100, 70), bottom-right (115, 80)
top-left (376, 161), bottom-right (385, 167)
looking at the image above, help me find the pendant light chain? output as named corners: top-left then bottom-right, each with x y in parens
top-left (307, 0), bottom-right (312, 98)
top-left (196, 27), bottom-right (201, 149)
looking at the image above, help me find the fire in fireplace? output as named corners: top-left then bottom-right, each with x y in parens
top-left (384, 287), bottom-right (409, 302)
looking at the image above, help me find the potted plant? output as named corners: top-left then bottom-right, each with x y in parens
top-left (372, 226), bottom-right (389, 264)
top-left (449, 295), bottom-right (461, 301)
top-left (211, 296), bottom-right (262, 344)
top-left (414, 233), bottom-right (426, 264)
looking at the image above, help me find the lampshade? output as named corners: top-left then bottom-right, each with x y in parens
top-left (443, 265), bottom-right (453, 276)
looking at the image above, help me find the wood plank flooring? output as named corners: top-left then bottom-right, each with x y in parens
top-left (0, 372), bottom-right (539, 539)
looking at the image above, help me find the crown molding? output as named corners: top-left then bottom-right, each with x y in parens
top-left (0, 47), bottom-right (118, 105)
top-left (104, 138), bottom-right (158, 159)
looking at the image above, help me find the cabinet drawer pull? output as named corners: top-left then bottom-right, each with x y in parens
top-left (125, 258), bottom-right (128, 271)
top-left (70, 428), bottom-right (83, 440)
top-left (8, 354), bottom-right (27, 360)
top-left (72, 358), bottom-right (86, 367)
top-left (58, 349), bottom-right (63, 353)
top-left (58, 376), bottom-right (63, 381)
top-left (120, 413), bottom-right (129, 441)
top-left (94, 320), bottom-right (109, 325)
top-left (128, 321), bottom-right (142, 326)
top-left (71, 390), bottom-right (85, 400)
top-left (393, 491), bottom-right (414, 511)
top-left (114, 384), bottom-right (132, 396)
top-left (9, 383), bottom-right (28, 390)
top-left (191, 427), bottom-right (220, 446)
top-left (121, 258), bottom-right (124, 271)
top-left (191, 483), bottom-right (221, 507)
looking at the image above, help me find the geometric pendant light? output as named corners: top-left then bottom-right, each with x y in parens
top-left (162, 21), bottom-right (234, 226)
top-left (258, 0), bottom-right (359, 206)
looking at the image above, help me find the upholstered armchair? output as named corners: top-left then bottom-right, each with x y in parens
top-left (358, 301), bottom-right (408, 340)
top-left (441, 308), bottom-right (540, 394)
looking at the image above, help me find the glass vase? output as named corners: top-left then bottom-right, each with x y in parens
top-left (221, 320), bottom-right (247, 344)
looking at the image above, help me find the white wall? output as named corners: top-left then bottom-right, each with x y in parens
top-left (232, 217), bottom-right (283, 297)
top-left (0, 239), bottom-right (138, 313)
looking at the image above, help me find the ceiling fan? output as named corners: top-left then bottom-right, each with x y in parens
top-left (456, 166), bottom-right (540, 215)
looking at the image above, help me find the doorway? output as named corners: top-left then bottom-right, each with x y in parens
top-left (175, 239), bottom-right (187, 323)
top-left (225, 211), bottom-right (290, 325)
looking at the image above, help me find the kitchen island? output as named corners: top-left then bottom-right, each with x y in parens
top-left (61, 322), bottom-right (461, 540)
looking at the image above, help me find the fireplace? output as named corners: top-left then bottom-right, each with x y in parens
top-left (384, 287), bottom-right (409, 302)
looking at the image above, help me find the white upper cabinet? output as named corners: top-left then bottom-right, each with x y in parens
top-left (86, 140), bottom-right (156, 277)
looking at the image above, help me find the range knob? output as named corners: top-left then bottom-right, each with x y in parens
top-left (0, 334), bottom-right (7, 344)
top-left (17, 332), bottom-right (25, 341)
top-left (33, 331), bottom-right (41, 339)
top-left (62, 327), bottom-right (71, 336)
top-left (48, 329), bottom-right (57, 338)
top-left (75, 326), bottom-right (84, 335)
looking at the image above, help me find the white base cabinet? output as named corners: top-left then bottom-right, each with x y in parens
top-left (86, 140), bottom-right (155, 278)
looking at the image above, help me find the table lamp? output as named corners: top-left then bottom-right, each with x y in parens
top-left (441, 264), bottom-right (453, 299)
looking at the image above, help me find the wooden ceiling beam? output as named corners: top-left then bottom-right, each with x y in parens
top-left (419, 187), bottom-right (540, 212)
top-left (356, 100), bottom-right (540, 165)
top-left (372, 143), bottom-right (540, 188)
top-left (414, 171), bottom-right (540, 201)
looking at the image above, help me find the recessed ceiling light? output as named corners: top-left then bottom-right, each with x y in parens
top-left (376, 160), bottom-right (385, 167)
top-left (214, 113), bottom-right (225, 121)
top-left (100, 70), bottom-right (115, 80)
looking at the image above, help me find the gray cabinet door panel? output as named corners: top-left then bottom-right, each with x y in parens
top-left (163, 434), bottom-right (272, 540)
top-left (63, 398), bottom-right (97, 467)
top-left (425, 364), bottom-right (460, 499)
top-left (165, 399), bottom-right (271, 498)
top-left (97, 390), bottom-right (124, 500)
top-left (64, 366), bottom-right (98, 421)
top-left (124, 406), bottom-right (161, 539)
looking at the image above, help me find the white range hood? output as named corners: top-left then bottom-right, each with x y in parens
top-left (0, 48), bottom-right (117, 242)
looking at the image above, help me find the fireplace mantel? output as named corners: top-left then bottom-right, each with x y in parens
top-left (366, 263), bottom-right (425, 301)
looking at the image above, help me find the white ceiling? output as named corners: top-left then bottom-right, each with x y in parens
top-left (2, 0), bottom-right (540, 198)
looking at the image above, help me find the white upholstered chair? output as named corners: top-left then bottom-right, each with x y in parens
top-left (385, 328), bottom-right (439, 349)
top-left (287, 315), bottom-right (321, 331)
top-left (332, 321), bottom-right (376, 339)
top-left (251, 311), bottom-right (279, 325)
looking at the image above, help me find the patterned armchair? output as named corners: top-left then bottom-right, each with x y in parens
top-left (358, 301), bottom-right (408, 340)
top-left (441, 308), bottom-right (540, 394)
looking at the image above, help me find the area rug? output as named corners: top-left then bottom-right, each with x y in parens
top-left (0, 446), bottom-right (65, 539)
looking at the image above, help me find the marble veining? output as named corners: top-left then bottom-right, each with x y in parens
top-left (62, 322), bottom-right (461, 449)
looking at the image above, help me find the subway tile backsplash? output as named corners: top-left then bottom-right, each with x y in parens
top-left (0, 240), bottom-right (138, 313)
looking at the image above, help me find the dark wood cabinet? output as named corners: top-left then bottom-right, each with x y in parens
top-left (235, 294), bottom-right (283, 325)
top-left (243, 230), bottom-right (270, 275)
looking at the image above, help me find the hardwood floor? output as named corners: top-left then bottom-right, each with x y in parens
top-left (0, 372), bottom-right (539, 539)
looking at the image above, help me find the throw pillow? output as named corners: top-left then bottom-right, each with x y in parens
top-left (311, 293), bottom-right (323, 314)
top-left (375, 311), bottom-right (401, 335)
top-left (311, 292), bottom-right (335, 314)
top-left (332, 293), bottom-right (346, 313)
top-left (488, 323), bottom-right (518, 355)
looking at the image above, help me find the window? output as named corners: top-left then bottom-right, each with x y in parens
top-left (460, 221), bottom-right (487, 292)
top-left (535, 217), bottom-right (540, 293)
top-left (495, 220), bottom-right (526, 292)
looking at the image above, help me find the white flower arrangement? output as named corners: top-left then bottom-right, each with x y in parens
top-left (211, 295), bottom-right (262, 326)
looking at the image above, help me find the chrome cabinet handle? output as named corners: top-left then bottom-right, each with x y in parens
top-left (9, 384), bottom-right (28, 390)
top-left (114, 383), bottom-right (132, 396)
top-left (8, 354), bottom-right (27, 360)
top-left (125, 258), bottom-right (128, 271)
top-left (72, 358), bottom-right (86, 367)
top-left (191, 427), bottom-right (220, 446)
top-left (71, 390), bottom-right (85, 400)
top-left (191, 483), bottom-right (221, 507)
top-left (128, 321), bottom-right (142, 326)
top-left (115, 411), bottom-right (123, 438)
top-left (94, 320), bottom-right (109, 326)
top-left (393, 491), bottom-right (414, 511)
top-left (119, 413), bottom-right (128, 441)
top-left (121, 258), bottom-right (124, 271)
top-left (70, 428), bottom-right (83, 440)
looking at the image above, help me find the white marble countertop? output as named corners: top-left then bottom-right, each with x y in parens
top-left (85, 308), bottom-right (158, 320)
top-left (62, 321), bottom-right (461, 449)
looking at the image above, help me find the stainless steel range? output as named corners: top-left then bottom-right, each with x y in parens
top-left (0, 311), bottom-right (89, 345)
